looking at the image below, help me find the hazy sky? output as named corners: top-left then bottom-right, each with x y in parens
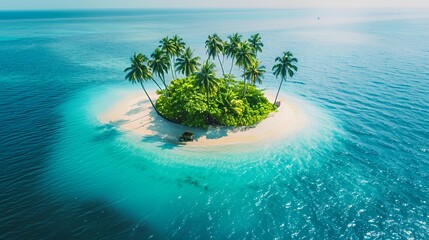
top-left (1, 0), bottom-right (429, 10)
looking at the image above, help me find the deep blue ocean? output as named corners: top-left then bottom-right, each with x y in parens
top-left (0, 9), bottom-right (428, 239)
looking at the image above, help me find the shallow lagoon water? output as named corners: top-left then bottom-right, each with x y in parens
top-left (1, 9), bottom-right (429, 239)
top-left (45, 85), bottom-right (339, 238)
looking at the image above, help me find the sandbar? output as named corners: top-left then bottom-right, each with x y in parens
top-left (99, 91), bottom-right (309, 148)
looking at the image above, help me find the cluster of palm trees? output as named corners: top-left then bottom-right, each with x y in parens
top-left (124, 33), bottom-right (298, 118)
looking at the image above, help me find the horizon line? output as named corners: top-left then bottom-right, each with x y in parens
top-left (1, 6), bottom-right (429, 12)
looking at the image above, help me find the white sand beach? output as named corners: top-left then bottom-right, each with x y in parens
top-left (99, 91), bottom-right (309, 147)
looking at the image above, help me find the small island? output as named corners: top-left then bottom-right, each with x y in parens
top-left (114, 33), bottom-right (301, 145)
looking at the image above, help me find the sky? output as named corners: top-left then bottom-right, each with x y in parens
top-left (1, 0), bottom-right (428, 10)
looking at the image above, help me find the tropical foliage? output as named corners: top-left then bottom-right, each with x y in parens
top-left (124, 33), bottom-right (298, 128)
top-left (156, 76), bottom-right (274, 128)
top-left (148, 48), bottom-right (170, 90)
top-left (225, 33), bottom-right (242, 75)
top-left (194, 60), bottom-right (220, 119)
top-left (249, 33), bottom-right (263, 56)
top-left (205, 34), bottom-right (225, 75)
top-left (243, 60), bottom-right (266, 86)
top-left (272, 51), bottom-right (298, 105)
top-left (175, 47), bottom-right (200, 77)
top-left (124, 53), bottom-right (159, 113)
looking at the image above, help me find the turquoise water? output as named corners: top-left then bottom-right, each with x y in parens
top-left (1, 9), bottom-right (429, 239)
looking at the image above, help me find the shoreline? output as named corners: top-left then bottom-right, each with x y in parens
top-left (98, 91), bottom-right (309, 148)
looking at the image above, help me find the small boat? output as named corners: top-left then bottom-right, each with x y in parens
top-left (179, 132), bottom-right (194, 142)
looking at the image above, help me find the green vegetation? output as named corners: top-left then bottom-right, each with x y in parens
top-left (272, 51), bottom-right (298, 105)
top-left (124, 53), bottom-right (160, 115)
top-left (156, 76), bottom-right (273, 127)
top-left (124, 33), bottom-right (298, 128)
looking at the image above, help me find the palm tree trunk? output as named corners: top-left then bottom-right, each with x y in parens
top-left (151, 78), bottom-right (163, 91)
top-left (217, 54), bottom-right (225, 76)
top-left (206, 91), bottom-right (211, 123)
top-left (160, 76), bottom-right (169, 96)
top-left (170, 57), bottom-right (176, 79)
top-left (273, 76), bottom-right (286, 107)
top-left (173, 56), bottom-right (178, 78)
top-left (229, 57), bottom-right (235, 75)
top-left (222, 54), bottom-right (225, 67)
top-left (140, 82), bottom-right (160, 115)
top-left (139, 82), bottom-right (182, 123)
top-left (206, 92), bottom-right (210, 113)
top-left (242, 69), bottom-right (247, 98)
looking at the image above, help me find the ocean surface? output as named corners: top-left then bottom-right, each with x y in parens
top-left (1, 9), bottom-right (428, 239)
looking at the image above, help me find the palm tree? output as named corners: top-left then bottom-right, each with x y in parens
top-left (172, 35), bottom-right (186, 56)
top-left (159, 36), bottom-right (177, 79)
top-left (124, 53), bottom-right (159, 114)
top-left (194, 60), bottom-right (220, 120)
top-left (243, 60), bottom-right (266, 86)
top-left (235, 41), bottom-right (256, 97)
top-left (205, 34), bottom-right (225, 76)
top-left (225, 33), bottom-right (242, 75)
top-left (175, 47), bottom-right (201, 77)
top-left (171, 35), bottom-right (186, 76)
top-left (272, 51), bottom-right (298, 106)
top-left (248, 33), bottom-right (263, 56)
top-left (149, 47), bottom-right (170, 91)
top-left (217, 88), bottom-right (243, 116)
